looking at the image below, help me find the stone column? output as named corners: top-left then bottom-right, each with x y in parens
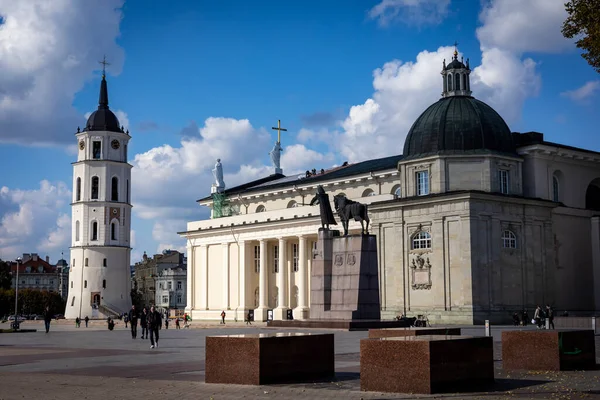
top-left (185, 242), bottom-right (193, 315)
top-left (222, 243), bottom-right (230, 311)
top-left (294, 235), bottom-right (309, 319)
top-left (199, 245), bottom-right (208, 310)
top-left (237, 241), bottom-right (247, 313)
top-left (255, 239), bottom-right (269, 321)
top-left (592, 216), bottom-right (600, 311)
top-left (274, 237), bottom-right (289, 320)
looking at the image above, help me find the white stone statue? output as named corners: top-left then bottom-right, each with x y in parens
top-left (212, 159), bottom-right (225, 189)
top-left (269, 142), bottom-right (282, 173)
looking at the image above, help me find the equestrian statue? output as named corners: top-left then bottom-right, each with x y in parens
top-left (333, 194), bottom-right (370, 236)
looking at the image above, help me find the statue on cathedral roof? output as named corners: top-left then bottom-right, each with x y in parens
top-left (269, 141), bottom-right (282, 174)
top-left (212, 159), bottom-right (225, 192)
top-left (310, 185), bottom-right (337, 229)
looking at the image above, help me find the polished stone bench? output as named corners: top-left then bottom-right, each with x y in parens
top-left (361, 335), bottom-right (494, 394)
top-left (368, 327), bottom-right (461, 338)
top-left (502, 330), bottom-right (596, 371)
top-left (205, 333), bottom-right (334, 385)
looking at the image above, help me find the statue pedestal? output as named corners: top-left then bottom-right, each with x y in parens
top-left (211, 184), bottom-right (224, 194)
top-left (310, 229), bottom-right (380, 320)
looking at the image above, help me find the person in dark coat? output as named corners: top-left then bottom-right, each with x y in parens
top-left (128, 305), bottom-right (139, 339)
top-left (84, 316), bottom-right (89, 327)
top-left (309, 185), bottom-right (337, 229)
top-left (43, 306), bottom-right (53, 333)
top-left (147, 306), bottom-right (162, 349)
top-left (140, 307), bottom-right (148, 339)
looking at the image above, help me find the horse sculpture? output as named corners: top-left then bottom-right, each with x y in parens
top-left (333, 195), bottom-right (370, 236)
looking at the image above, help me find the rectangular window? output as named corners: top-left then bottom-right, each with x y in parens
top-left (84, 280), bottom-right (87, 288)
top-left (35, 279), bottom-right (40, 285)
top-left (71, 281), bottom-right (73, 288)
top-left (273, 245), bottom-right (279, 273)
top-left (50, 280), bottom-right (54, 285)
top-left (254, 245), bottom-right (260, 273)
top-left (162, 295), bottom-right (168, 303)
top-left (103, 258), bottom-right (107, 267)
top-left (177, 281), bottom-right (182, 290)
top-left (168, 282), bottom-right (172, 290)
top-left (92, 141), bottom-right (101, 159)
top-left (416, 170), bottom-right (429, 196)
top-left (85, 258), bottom-right (88, 266)
top-left (72, 259), bottom-right (75, 268)
top-left (177, 295), bottom-right (182, 304)
top-left (159, 283), bottom-right (163, 289)
top-left (499, 170), bottom-right (509, 194)
top-left (292, 243), bottom-right (299, 272)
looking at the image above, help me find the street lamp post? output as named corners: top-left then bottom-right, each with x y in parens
top-left (13, 256), bottom-right (22, 330)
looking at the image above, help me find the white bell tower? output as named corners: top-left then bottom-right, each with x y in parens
top-left (65, 60), bottom-right (132, 319)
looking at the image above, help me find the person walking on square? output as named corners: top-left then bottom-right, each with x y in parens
top-left (128, 305), bottom-right (139, 339)
top-left (546, 304), bottom-right (555, 329)
top-left (75, 317), bottom-right (80, 328)
top-left (175, 317), bottom-right (180, 329)
top-left (43, 306), bottom-right (52, 333)
top-left (140, 307), bottom-right (148, 339)
top-left (84, 316), bottom-right (89, 328)
top-left (124, 313), bottom-right (129, 328)
top-left (220, 310), bottom-right (226, 324)
top-left (165, 316), bottom-right (169, 329)
top-left (246, 311), bottom-right (252, 326)
top-left (148, 306), bottom-right (162, 349)
top-left (534, 305), bottom-right (543, 329)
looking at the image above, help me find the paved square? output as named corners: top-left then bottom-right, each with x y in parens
top-left (1, 321), bottom-right (600, 399)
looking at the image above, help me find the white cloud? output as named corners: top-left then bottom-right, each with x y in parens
top-left (0, 181), bottom-right (71, 259)
top-left (561, 81), bottom-right (600, 102)
top-left (476, 0), bottom-right (571, 54)
top-left (0, 0), bottom-right (125, 145)
top-left (369, 0), bottom-right (451, 26)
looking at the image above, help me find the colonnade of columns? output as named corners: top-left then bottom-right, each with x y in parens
top-left (187, 234), bottom-right (312, 322)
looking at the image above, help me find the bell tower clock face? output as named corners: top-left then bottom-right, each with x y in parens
top-left (111, 140), bottom-right (120, 150)
top-left (79, 141), bottom-right (85, 150)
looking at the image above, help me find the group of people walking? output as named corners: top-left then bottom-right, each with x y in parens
top-left (513, 305), bottom-right (555, 329)
top-left (127, 305), bottom-right (163, 348)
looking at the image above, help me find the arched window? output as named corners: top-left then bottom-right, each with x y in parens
top-left (91, 176), bottom-right (99, 200)
top-left (447, 74), bottom-right (453, 91)
top-left (111, 177), bottom-right (119, 201)
top-left (455, 73), bottom-right (461, 91)
top-left (552, 175), bottom-right (559, 202)
top-left (91, 221), bottom-right (98, 241)
top-left (362, 189), bottom-right (375, 197)
top-left (256, 205), bottom-right (266, 213)
top-left (84, 280), bottom-right (87, 288)
top-left (412, 231), bottom-right (432, 249)
top-left (287, 200), bottom-right (298, 208)
top-left (502, 230), bottom-right (517, 249)
top-left (126, 180), bottom-right (130, 202)
top-left (443, 74), bottom-right (448, 92)
top-left (586, 178), bottom-right (600, 211)
top-left (111, 222), bottom-right (117, 240)
top-left (103, 258), bottom-right (107, 267)
top-left (76, 177), bottom-right (81, 201)
top-left (103, 279), bottom-right (106, 289)
top-left (75, 221), bottom-right (80, 242)
top-left (462, 74), bottom-right (467, 91)
top-left (392, 185), bottom-right (402, 198)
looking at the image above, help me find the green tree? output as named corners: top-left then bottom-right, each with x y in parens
top-left (0, 259), bottom-right (12, 290)
top-left (562, 0), bottom-right (600, 73)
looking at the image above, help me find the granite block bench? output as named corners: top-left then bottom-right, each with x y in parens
top-left (368, 327), bottom-right (461, 338)
top-left (361, 335), bottom-right (494, 394)
top-left (205, 332), bottom-right (334, 385)
top-left (502, 329), bottom-right (596, 371)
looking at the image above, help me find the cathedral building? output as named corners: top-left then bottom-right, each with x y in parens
top-left (180, 50), bottom-right (600, 324)
top-left (64, 68), bottom-right (133, 319)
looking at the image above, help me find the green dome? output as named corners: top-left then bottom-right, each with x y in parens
top-left (402, 96), bottom-right (516, 158)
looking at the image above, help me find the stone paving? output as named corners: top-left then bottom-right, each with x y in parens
top-left (1, 320), bottom-right (600, 399)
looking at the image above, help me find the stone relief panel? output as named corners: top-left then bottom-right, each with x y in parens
top-left (410, 254), bottom-right (432, 290)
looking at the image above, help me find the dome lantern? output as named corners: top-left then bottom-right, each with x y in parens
top-left (441, 43), bottom-right (472, 98)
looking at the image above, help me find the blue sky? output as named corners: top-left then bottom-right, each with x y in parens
top-left (0, 0), bottom-right (599, 264)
